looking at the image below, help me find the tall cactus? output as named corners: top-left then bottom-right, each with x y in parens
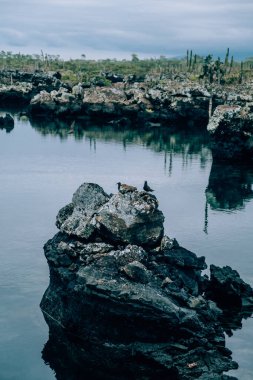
top-left (239, 61), bottom-right (244, 84)
top-left (224, 48), bottom-right (230, 67)
top-left (189, 50), bottom-right (193, 71)
top-left (229, 56), bottom-right (234, 73)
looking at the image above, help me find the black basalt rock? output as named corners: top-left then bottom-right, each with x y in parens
top-left (206, 264), bottom-right (253, 309)
top-left (40, 182), bottom-right (253, 380)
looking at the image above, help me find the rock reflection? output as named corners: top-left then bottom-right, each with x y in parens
top-left (42, 321), bottom-right (178, 380)
top-left (0, 123), bottom-right (14, 133)
top-left (0, 112), bottom-right (14, 133)
top-left (206, 161), bottom-right (253, 211)
top-left (43, 308), bottom-right (252, 380)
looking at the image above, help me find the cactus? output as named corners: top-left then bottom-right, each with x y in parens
top-left (229, 56), bottom-right (234, 73)
top-left (189, 50), bottom-right (193, 71)
top-left (239, 61), bottom-right (244, 84)
top-left (224, 48), bottom-right (230, 67)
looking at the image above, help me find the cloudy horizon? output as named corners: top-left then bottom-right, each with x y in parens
top-left (1, 0), bottom-right (253, 60)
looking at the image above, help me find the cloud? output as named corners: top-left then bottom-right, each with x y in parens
top-left (1, 0), bottom-right (253, 58)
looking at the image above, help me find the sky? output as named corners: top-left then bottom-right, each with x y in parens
top-left (1, 0), bottom-right (253, 60)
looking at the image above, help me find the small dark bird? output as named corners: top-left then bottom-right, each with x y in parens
top-left (117, 182), bottom-right (137, 194)
top-left (143, 181), bottom-right (154, 192)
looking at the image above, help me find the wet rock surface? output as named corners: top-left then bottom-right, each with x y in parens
top-left (41, 183), bottom-right (253, 379)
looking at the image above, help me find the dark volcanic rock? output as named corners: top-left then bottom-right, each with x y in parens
top-left (208, 105), bottom-right (253, 161)
top-left (0, 69), bottom-right (61, 86)
top-left (40, 182), bottom-right (253, 380)
top-left (0, 70), bottom-right (62, 107)
top-left (0, 83), bottom-right (34, 106)
top-left (207, 265), bottom-right (253, 309)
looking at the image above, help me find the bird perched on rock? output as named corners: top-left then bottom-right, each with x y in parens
top-left (117, 182), bottom-right (137, 194)
top-left (143, 181), bottom-right (154, 192)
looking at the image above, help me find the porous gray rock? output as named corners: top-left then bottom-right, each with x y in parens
top-left (94, 190), bottom-right (164, 247)
top-left (56, 183), bottom-right (110, 239)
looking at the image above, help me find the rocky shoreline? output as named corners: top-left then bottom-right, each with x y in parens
top-left (40, 182), bottom-right (253, 380)
top-left (1, 69), bottom-right (253, 161)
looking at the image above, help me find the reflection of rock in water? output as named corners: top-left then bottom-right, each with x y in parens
top-left (40, 183), bottom-right (253, 380)
top-left (206, 161), bottom-right (253, 211)
top-left (42, 320), bottom-right (180, 380)
top-left (0, 113), bottom-right (14, 133)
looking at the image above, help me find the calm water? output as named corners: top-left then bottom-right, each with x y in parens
top-left (0, 114), bottom-right (253, 379)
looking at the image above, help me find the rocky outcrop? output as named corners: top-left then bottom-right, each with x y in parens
top-left (40, 182), bottom-right (253, 379)
top-left (0, 69), bottom-right (61, 86)
top-left (28, 81), bottom-right (211, 125)
top-left (26, 76), bottom-right (253, 126)
top-left (0, 83), bottom-right (34, 106)
top-left (207, 265), bottom-right (253, 309)
top-left (0, 70), bottom-right (62, 107)
top-left (55, 183), bottom-right (164, 246)
top-left (207, 105), bottom-right (253, 161)
top-left (29, 87), bottom-right (82, 117)
top-left (0, 113), bottom-right (14, 132)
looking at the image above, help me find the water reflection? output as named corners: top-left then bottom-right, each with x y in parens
top-left (42, 322), bottom-right (176, 380)
top-left (0, 111), bottom-right (14, 133)
top-left (41, 305), bottom-right (252, 380)
top-left (206, 161), bottom-right (253, 211)
top-left (0, 122), bottom-right (14, 133)
top-left (30, 117), bottom-right (212, 174)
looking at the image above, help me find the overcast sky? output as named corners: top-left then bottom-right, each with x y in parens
top-left (1, 0), bottom-right (253, 59)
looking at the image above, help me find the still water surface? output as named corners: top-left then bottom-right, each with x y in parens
top-left (0, 115), bottom-right (253, 379)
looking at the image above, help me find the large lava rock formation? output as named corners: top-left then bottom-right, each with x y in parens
top-left (41, 183), bottom-right (253, 380)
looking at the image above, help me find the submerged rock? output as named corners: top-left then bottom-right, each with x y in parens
top-left (41, 182), bottom-right (253, 380)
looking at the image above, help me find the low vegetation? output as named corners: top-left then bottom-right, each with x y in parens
top-left (0, 49), bottom-right (253, 86)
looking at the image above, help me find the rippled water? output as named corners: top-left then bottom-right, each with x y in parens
top-left (0, 114), bottom-right (253, 379)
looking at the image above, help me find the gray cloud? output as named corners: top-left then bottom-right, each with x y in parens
top-left (1, 0), bottom-right (253, 59)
